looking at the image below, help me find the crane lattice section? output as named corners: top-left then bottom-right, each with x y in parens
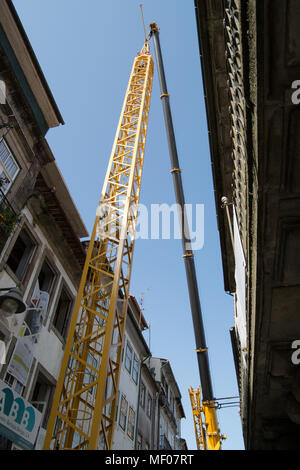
top-left (43, 44), bottom-right (153, 450)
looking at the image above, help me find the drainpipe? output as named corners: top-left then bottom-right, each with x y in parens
top-left (151, 392), bottom-right (158, 449)
top-left (156, 391), bottom-right (160, 450)
top-left (134, 354), bottom-right (151, 449)
top-left (149, 22), bottom-right (214, 403)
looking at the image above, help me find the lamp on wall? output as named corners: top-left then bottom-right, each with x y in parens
top-left (0, 287), bottom-right (27, 316)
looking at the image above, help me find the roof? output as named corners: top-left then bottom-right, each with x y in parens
top-left (153, 357), bottom-right (186, 418)
top-left (40, 160), bottom-right (88, 239)
top-left (129, 294), bottom-right (149, 331)
top-left (194, 0), bottom-right (235, 292)
top-left (127, 296), bottom-right (151, 357)
top-left (34, 167), bottom-right (88, 268)
top-left (0, 0), bottom-right (64, 134)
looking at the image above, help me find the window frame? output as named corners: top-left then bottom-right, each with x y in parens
top-left (124, 341), bottom-right (133, 374)
top-left (27, 364), bottom-right (56, 430)
top-left (127, 407), bottom-right (135, 441)
top-left (119, 394), bottom-right (128, 431)
top-left (83, 352), bottom-right (98, 396)
top-left (37, 259), bottom-right (56, 295)
top-left (51, 281), bottom-right (74, 341)
top-left (4, 372), bottom-right (24, 396)
top-left (132, 354), bottom-right (139, 384)
top-left (6, 226), bottom-right (37, 282)
top-left (0, 138), bottom-right (20, 195)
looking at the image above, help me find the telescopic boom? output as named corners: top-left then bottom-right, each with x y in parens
top-left (149, 22), bottom-right (223, 450)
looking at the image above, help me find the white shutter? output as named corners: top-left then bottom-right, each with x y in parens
top-left (0, 139), bottom-right (19, 192)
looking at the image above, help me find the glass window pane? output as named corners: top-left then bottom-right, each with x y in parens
top-left (0, 140), bottom-right (19, 181)
top-left (125, 342), bottom-right (133, 373)
top-left (127, 407), bottom-right (135, 440)
top-left (119, 395), bottom-right (128, 430)
top-left (132, 354), bottom-right (139, 384)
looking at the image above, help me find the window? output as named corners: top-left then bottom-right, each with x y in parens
top-left (83, 353), bottom-right (97, 395)
top-left (119, 394), bottom-right (128, 431)
top-left (30, 371), bottom-right (54, 428)
top-left (132, 354), bottom-right (139, 384)
top-left (38, 260), bottom-right (55, 294)
top-left (6, 228), bottom-right (35, 280)
top-left (97, 289), bottom-right (108, 328)
top-left (52, 286), bottom-right (72, 338)
top-left (5, 372), bottom-right (24, 395)
top-left (140, 382), bottom-right (145, 409)
top-left (147, 393), bottom-right (152, 419)
top-left (125, 342), bottom-right (133, 373)
top-left (0, 139), bottom-right (19, 194)
top-left (127, 407), bottom-right (135, 440)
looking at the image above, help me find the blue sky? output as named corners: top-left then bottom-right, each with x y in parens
top-left (13, 0), bottom-right (244, 450)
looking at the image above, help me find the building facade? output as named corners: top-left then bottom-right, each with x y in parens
top-left (195, 0), bottom-right (300, 449)
top-left (112, 296), bottom-right (187, 451)
top-left (0, 0), bottom-right (88, 450)
top-left (112, 295), bottom-right (153, 450)
top-left (150, 357), bottom-right (186, 451)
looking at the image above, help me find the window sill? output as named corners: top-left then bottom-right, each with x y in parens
top-left (50, 324), bottom-right (67, 348)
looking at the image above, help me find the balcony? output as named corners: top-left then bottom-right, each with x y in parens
top-left (159, 393), bottom-right (177, 429)
top-left (0, 189), bottom-right (19, 251)
top-left (159, 434), bottom-right (172, 450)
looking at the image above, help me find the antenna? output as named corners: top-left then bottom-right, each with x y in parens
top-left (148, 320), bottom-right (151, 351)
top-left (139, 4), bottom-right (147, 44)
top-left (139, 288), bottom-right (150, 312)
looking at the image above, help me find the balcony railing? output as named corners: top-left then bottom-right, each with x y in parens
top-left (159, 393), bottom-right (177, 429)
top-left (159, 434), bottom-right (172, 450)
top-left (0, 188), bottom-right (19, 251)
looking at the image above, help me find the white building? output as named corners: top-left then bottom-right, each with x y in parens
top-left (150, 357), bottom-right (187, 451)
top-left (112, 295), bottom-right (154, 450)
top-left (112, 297), bottom-right (187, 451)
top-left (0, 0), bottom-right (88, 450)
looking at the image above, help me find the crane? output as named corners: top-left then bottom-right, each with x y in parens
top-left (188, 387), bottom-right (208, 450)
top-left (43, 40), bottom-right (153, 450)
top-left (188, 386), bottom-right (225, 450)
top-left (43, 21), bottom-right (223, 451)
top-left (149, 23), bottom-right (224, 451)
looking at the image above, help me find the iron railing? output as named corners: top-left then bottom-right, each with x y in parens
top-left (0, 188), bottom-right (19, 251)
top-left (159, 434), bottom-right (172, 450)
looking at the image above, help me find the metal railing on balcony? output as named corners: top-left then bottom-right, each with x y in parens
top-left (159, 393), bottom-right (177, 429)
top-left (0, 188), bottom-right (19, 251)
top-left (159, 434), bottom-right (172, 450)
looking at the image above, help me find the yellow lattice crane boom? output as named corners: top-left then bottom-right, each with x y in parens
top-left (189, 387), bottom-right (208, 450)
top-left (43, 42), bottom-right (153, 450)
top-left (189, 387), bottom-right (226, 450)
